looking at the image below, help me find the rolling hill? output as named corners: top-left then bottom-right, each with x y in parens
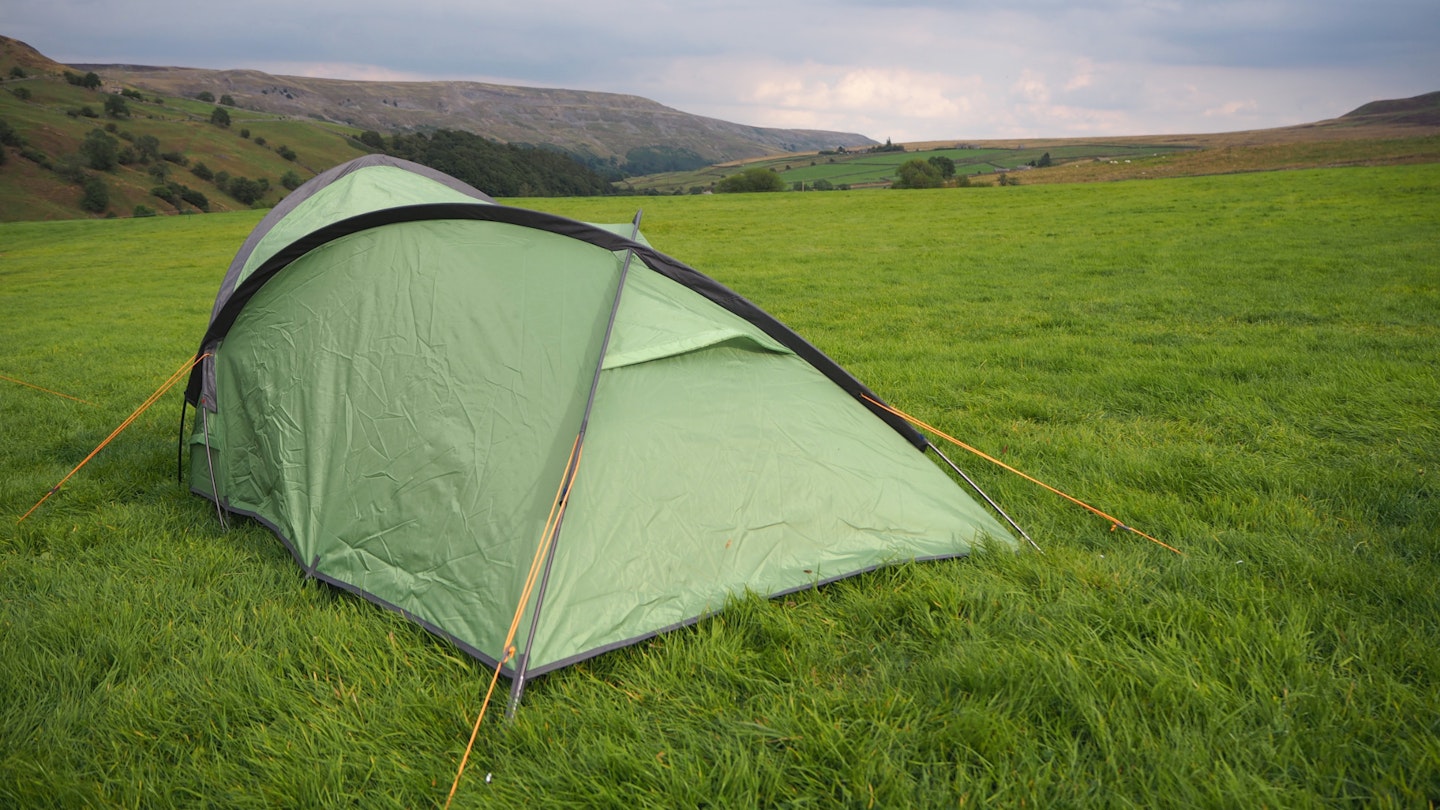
top-left (67, 64), bottom-right (875, 167)
top-left (2, 34), bottom-right (1438, 221)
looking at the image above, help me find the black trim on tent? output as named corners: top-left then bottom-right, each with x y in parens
top-left (184, 200), bottom-right (927, 449)
top-left (210, 155), bottom-right (495, 321)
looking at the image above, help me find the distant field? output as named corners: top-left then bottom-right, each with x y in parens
top-left (622, 128), bottom-right (1440, 193)
top-left (623, 142), bottom-right (1193, 191)
top-left (3, 165), bottom-right (1438, 806)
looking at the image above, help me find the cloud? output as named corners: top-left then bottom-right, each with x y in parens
top-left (7, 0), bottom-right (1437, 140)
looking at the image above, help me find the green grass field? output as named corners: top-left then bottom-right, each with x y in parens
top-left (624, 142), bottom-right (1192, 192)
top-left (2, 165), bottom-right (1438, 807)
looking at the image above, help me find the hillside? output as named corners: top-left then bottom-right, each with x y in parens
top-left (0, 38), bottom-right (374, 221)
top-left (1341, 90), bottom-right (1440, 126)
top-left (70, 64), bottom-right (876, 167)
top-left (3, 34), bottom-right (1438, 220)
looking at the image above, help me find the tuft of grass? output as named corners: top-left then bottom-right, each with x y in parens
top-left (3, 164), bottom-right (1438, 806)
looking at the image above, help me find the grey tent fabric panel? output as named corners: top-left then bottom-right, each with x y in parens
top-left (210, 155), bottom-right (496, 321)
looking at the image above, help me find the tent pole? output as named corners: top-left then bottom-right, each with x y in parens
top-left (927, 441), bottom-right (1041, 554)
top-left (507, 211), bottom-right (644, 717)
top-left (200, 407), bottom-right (229, 531)
top-left (176, 398), bottom-right (188, 483)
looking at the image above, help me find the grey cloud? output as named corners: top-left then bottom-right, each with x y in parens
top-left (7, 0), bottom-right (1435, 140)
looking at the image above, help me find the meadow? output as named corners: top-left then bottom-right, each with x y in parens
top-left (624, 141), bottom-right (1189, 192)
top-left (2, 164), bottom-right (1437, 807)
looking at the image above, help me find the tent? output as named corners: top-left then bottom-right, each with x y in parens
top-left (183, 155), bottom-right (1014, 706)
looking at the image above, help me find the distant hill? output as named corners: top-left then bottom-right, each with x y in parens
top-left (1341, 91), bottom-right (1440, 127)
top-left (68, 63), bottom-right (876, 168)
top-left (3, 35), bottom-right (1438, 221)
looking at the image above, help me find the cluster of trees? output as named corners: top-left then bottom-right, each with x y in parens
top-left (375, 129), bottom-right (614, 197)
top-left (716, 166), bottom-right (784, 193)
top-left (893, 156), bottom-right (956, 189)
top-left (195, 91), bottom-right (237, 106)
top-left (62, 71), bottom-right (102, 90)
top-left (891, 154), bottom-right (1027, 189)
top-left (791, 179), bottom-right (845, 191)
top-left (190, 162), bottom-right (282, 205)
top-left (867, 138), bottom-right (906, 154)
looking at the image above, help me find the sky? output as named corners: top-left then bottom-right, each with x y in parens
top-left (8, 0), bottom-right (1439, 141)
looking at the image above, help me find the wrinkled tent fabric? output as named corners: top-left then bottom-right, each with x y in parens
top-left (184, 155), bottom-right (1014, 681)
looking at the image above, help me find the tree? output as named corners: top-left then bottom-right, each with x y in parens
top-left (893, 158), bottom-right (941, 189)
top-left (1037, 152), bottom-right (1052, 168)
top-left (104, 95), bottom-right (129, 118)
top-left (179, 186), bottom-right (210, 211)
top-left (65, 71), bottom-right (102, 89)
top-left (8, 66), bottom-right (27, 79)
top-left (80, 175), bottom-right (109, 213)
top-left (195, 91), bottom-right (215, 102)
top-left (191, 162), bottom-right (214, 181)
top-left (358, 130), bottom-right (385, 150)
top-left (134, 134), bottom-right (161, 164)
top-left (227, 176), bottom-right (266, 205)
top-left (80, 129), bottom-right (119, 171)
top-left (715, 166), bottom-right (784, 193)
top-left (280, 169), bottom-right (304, 190)
top-left (219, 94), bottom-right (236, 106)
top-left (927, 155), bottom-right (955, 178)
top-left (276, 144), bottom-right (297, 161)
top-left (0, 117), bottom-right (20, 147)
top-left (210, 106), bottom-right (231, 127)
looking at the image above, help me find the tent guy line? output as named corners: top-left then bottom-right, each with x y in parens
top-left (18, 353), bottom-right (206, 524)
top-left (1, 372), bottom-right (96, 406)
top-left (446, 434), bottom-right (580, 810)
top-left (862, 394), bottom-right (1181, 556)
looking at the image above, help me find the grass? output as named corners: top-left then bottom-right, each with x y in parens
top-left (624, 142), bottom-right (1191, 192)
top-left (3, 164), bottom-right (1439, 807)
top-left (0, 77), bottom-right (370, 221)
top-left (624, 131), bottom-right (1440, 193)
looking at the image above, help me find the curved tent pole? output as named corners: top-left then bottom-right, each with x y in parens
top-left (507, 210), bottom-right (644, 717)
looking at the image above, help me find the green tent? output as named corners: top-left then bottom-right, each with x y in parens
top-left (184, 156), bottom-right (1014, 705)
